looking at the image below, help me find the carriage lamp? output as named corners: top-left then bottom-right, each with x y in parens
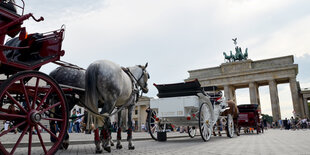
top-left (19, 27), bottom-right (28, 40)
top-left (155, 116), bottom-right (159, 121)
top-left (187, 116), bottom-right (191, 120)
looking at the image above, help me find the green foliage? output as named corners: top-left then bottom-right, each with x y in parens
top-left (261, 114), bottom-right (273, 124)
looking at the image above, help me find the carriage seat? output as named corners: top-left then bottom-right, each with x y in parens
top-left (206, 91), bottom-right (223, 105)
top-left (3, 33), bottom-right (43, 64)
top-left (206, 91), bottom-right (222, 98)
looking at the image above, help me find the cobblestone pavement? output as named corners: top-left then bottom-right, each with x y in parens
top-left (4, 129), bottom-right (310, 155)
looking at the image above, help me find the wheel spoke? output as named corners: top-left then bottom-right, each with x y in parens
top-left (20, 79), bottom-right (31, 110)
top-left (36, 87), bottom-right (53, 111)
top-left (35, 125), bottom-right (47, 154)
top-left (10, 124), bottom-right (29, 155)
top-left (28, 126), bottom-right (33, 155)
top-left (38, 122), bottom-right (58, 140)
top-left (4, 92), bottom-right (27, 114)
top-left (42, 117), bottom-right (64, 122)
top-left (40, 102), bottom-right (61, 114)
top-left (0, 113), bottom-right (27, 120)
top-left (0, 121), bottom-right (26, 137)
top-left (32, 77), bottom-right (40, 109)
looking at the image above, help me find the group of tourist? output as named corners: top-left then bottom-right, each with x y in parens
top-left (272, 117), bottom-right (310, 130)
top-left (68, 109), bottom-right (85, 133)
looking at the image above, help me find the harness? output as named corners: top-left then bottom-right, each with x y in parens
top-left (106, 67), bottom-right (147, 116)
top-left (85, 66), bottom-right (148, 129)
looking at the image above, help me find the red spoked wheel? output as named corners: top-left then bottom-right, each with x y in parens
top-left (0, 71), bottom-right (68, 155)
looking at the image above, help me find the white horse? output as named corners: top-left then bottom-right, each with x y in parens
top-left (85, 60), bottom-right (149, 153)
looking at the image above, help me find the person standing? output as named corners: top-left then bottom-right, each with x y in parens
top-left (76, 111), bottom-right (82, 133)
top-left (69, 109), bottom-right (77, 133)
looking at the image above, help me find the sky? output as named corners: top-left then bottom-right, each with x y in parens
top-left (13, 0), bottom-right (310, 119)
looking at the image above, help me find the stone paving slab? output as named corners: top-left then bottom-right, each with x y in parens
top-left (55, 129), bottom-right (309, 155)
top-left (3, 129), bottom-right (310, 155)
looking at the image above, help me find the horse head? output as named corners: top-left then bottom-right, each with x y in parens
top-left (136, 62), bottom-right (150, 93)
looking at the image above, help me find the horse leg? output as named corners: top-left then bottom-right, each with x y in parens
top-left (213, 125), bottom-right (217, 136)
top-left (234, 117), bottom-right (240, 136)
top-left (94, 128), bottom-right (102, 153)
top-left (101, 118), bottom-right (111, 153)
top-left (127, 105), bottom-right (135, 150)
top-left (218, 120), bottom-right (222, 136)
top-left (110, 132), bottom-right (114, 146)
top-left (116, 111), bottom-right (123, 149)
top-left (62, 131), bottom-right (70, 150)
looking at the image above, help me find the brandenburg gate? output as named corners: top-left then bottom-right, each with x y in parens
top-left (186, 55), bottom-right (307, 121)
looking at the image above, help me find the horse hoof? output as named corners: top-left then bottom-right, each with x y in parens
top-left (96, 149), bottom-right (103, 154)
top-left (104, 146), bottom-right (111, 153)
top-left (59, 145), bottom-right (64, 150)
top-left (129, 146), bottom-right (135, 150)
top-left (116, 144), bottom-right (122, 149)
top-left (63, 143), bottom-right (69, 150)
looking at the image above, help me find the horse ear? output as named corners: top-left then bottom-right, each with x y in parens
top-left (145, 62), bottom-right (148, 68)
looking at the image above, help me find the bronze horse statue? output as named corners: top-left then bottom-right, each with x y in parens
top-left (213, 100), bottom-right (240, 136)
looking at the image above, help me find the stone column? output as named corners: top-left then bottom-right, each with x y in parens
top-left (249, 82), bottom-right (260, 106)
top-left (299, 96), bottom-right (305, 118)
top-left (256, 85), bottom-right (261, 107)
top-left (290, 77), bottom-right (303, 118)
top-left (269, 80), bottom-right (281, 122)
top-left (138, 105), bottom-right (141, 132)
top-left (303, 97), bottom-right (310, 118)
top-left (224, 85), bottom-right (236, 103)
top-left (224, 85), bottom-right (231, 100)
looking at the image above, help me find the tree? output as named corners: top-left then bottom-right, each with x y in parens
top-left (261, 114), bottom-right (273, 124)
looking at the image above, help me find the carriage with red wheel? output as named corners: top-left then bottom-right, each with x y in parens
top-left (0, 0), bottom-right (70, 154)
top-left (237, 104), bottom-right (263, 134)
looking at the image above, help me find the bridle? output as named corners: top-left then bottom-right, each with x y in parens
top-left (126, 66), bottom-right (149, 94)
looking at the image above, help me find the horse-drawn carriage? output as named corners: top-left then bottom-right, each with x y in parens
top-left (237, 104), bottom-right (263, 134)
top-left (148, 79), bottom-right (235, 142)
top-left (0, 0), bottom-right (70, 154)
top-left (0, 1), bottom-right (150, 154)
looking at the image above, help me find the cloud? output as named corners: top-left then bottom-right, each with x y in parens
top-left (21, 0), bottom-right (310, 118)
top-left (249, 15), bottom-right (310, 59)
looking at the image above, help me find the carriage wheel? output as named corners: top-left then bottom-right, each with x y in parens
top-left (147, 109), bottom-right (163, 141)
top-left (187, 126), bottom-right (196, 138)
top-left (198, 102), bottom-right (212, 142)
top-left (226, 114), bottom-right (234, 138)
top-left (0, 71), bottom-right (68, 155)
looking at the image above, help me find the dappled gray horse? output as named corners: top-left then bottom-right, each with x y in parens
top-left (50, 67), bottom-right (115, 150)
top-left (85, 60), bottom-right (149, 153)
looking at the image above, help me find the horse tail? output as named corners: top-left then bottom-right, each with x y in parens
top-left (85, 64), bottom-right (100, 114)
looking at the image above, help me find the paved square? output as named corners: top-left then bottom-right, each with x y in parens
top-left (6, 129), bottom-right (310, 155)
